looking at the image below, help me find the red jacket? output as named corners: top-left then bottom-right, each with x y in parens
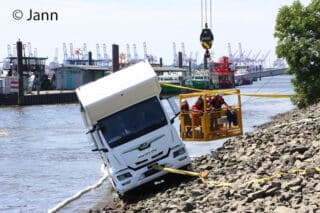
top-left (181, 103), bottom-right (189, 112)
top-left (211, 96), bottom-right (226, 109)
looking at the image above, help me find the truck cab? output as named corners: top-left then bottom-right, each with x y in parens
top-left (76, 61), bottom-right (191, 195)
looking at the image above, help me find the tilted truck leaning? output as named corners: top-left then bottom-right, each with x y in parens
top-left (76, 61), bottom-right (191, 196)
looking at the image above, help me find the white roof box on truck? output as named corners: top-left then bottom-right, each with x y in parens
top-left (76, 61), bottom-right (161, 127)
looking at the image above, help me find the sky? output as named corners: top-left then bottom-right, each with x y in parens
top-left (0, 0), bottom-right (312, 66)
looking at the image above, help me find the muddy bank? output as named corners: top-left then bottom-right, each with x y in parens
top-left (100, 103), bottom-right (320, 212)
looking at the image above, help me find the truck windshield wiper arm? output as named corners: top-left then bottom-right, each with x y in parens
top-left (91, 148), bottom-right (109, 152)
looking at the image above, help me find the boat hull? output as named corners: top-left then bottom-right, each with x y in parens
top-left (191, 80), bottom-right (210, 89)
top-left (160, 84), bottom-right (181, 94)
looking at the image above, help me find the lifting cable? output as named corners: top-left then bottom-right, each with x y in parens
top-left (201, 0), bottom-right (212, 28)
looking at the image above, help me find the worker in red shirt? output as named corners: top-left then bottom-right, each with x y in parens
top-left (210, 93), bottom-right (229, 130)
top-left (211, 93), bottom-right (228, 109)
top-left (180, 99), bottom-right (192, 137)
top-left (192, 96), bottom-right (204, 112)
top-left (181, 99), bottom-right (190, 112)
top-left (191, 96), bottom-right (204, 128)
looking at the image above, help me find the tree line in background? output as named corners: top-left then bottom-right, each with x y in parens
top-left (275, 0), bottom-right (320, 108)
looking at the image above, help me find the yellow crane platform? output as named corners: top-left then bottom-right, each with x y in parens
top-left (179, 89), bottom-right (243, 141)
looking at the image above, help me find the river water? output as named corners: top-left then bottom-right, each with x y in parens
top-left (0, 75), bottom-right (295, 212)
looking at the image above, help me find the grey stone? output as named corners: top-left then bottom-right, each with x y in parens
top-left (265, 186), bottom-right (280, 196)
top-left (274, 206), bottom-right (296, 213)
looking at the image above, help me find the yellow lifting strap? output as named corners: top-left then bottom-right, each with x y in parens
top-left (160, 82), bottom-right (205, 92)
top-left (152, 165), bottom-right (320, 188)
top-left (160, 82), bottom-right (295, 98)
top-left (152, 165), bottom-right (201, 178)
top-left (240, 93), bottom-right (295, 98)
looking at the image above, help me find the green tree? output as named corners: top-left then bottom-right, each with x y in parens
top-left (274, 0), bottom-right (320, 108)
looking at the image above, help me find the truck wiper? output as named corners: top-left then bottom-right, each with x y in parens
top-left (91, 148), bottom-right (109, 152)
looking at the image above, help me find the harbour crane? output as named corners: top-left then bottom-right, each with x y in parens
top-left (83, 43), bottom-right (88, 60)
top-left (143, 42), bottom-right (148, 61)
top-left (143, 42), bottom-right (156, 64)
top-left (96, 44), bottom-right (101, 60)
top-left (126, 44), bottom-right (132, 64)
top-left (189, 52), bottom-right (193, 63)
top-left (227, 43), bottom-right (239, 63)
top-left (244, 50), bottom-right (253, 65)
top-left (173, 42), bottom-right (178, 66)
top-left (133, 44), bottom-right (139, 63)
top-left (102, 43), bottom-right (111, 66)
top-left (54, 48), bottom-right (59, 63)
top-left (194, 52), bottom-right (198, 65)
top-left (228, 43), bottom-right (232, 58)
top-left (259, 50), bottom-right (271, 68)
top-left (12, 44), bottom-right (17, 57)
top-left (181, 42), bottom-right (187, 66)
top-left (7, 44), bottom-right (12, 57)
top-left (69, 43), bottom-right (74, 59)
top-left (238, 42), bottom-right (243, 63)
top-left (27, 42), bottom-right (33, 57)
top-left (102, 43), bottom-right (107, 59)
top-left (63, 43), bottom-right (68, 61)
top-left (33, 48), bottom-right (37, 57)
top-left (253, 50), bottom-right (262, 66)
top-left (245, 50), bottom-right (252, 59)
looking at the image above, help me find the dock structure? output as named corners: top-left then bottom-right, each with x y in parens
top-left (235, 68), bottom-right (286, 85)
top-left (0, 90), bottom-right (78, 106)
top-left (0, 41), bottom-right (112, 106)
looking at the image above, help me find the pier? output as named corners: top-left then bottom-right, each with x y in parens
top-left (0, 91), bottom-right (77, 106)
top-left (235, 68), bottom-right (286, 85)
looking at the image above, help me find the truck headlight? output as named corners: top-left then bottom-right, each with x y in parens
top-left (117, 172), bottom-right (132, 181)
top-left (173, 147), bottom-right (186, 157)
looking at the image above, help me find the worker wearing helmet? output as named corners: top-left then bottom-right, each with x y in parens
top-left (210, 93), bottom-right (229, 130)
top-left (181, 99), bottom-right (189, 112)
top-left (211, 93), bottom-right (228, 110)
top-left (192, 96), bottom-right (204, 112)
top-left (180, 99), bottom-right (192, 137)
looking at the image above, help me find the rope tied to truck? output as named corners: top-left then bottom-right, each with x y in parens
top-left (152, 165), bottom-right (320, 188)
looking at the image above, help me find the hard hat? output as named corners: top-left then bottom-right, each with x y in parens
top-left (182, 99), bottom-right (187, 104)
top-left (217, 93), bottom-right (222, 96)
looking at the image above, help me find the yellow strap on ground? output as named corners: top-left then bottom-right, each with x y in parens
top-left (201, 179), bottom-right (233, 187)
top-left (159, 82), bottom-right (295, 98)
top-left (152, 165), bottom-right (320, 188)
top-left (152, 165), bottom-right (200, 177)
top-left (290, 169), bottom-right (306, 174)
top-left (245, 172), bottom-right (288, 184)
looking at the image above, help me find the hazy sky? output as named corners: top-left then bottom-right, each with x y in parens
top-left (0, 0), bottom-right (312, 66)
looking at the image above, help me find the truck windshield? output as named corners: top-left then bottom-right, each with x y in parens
top-left (97, 97), bottom-right (167, 148)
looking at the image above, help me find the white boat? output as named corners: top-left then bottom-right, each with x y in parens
top-left (158, 72), bottom-right (182, 93)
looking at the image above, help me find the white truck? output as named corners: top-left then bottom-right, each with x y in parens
top-left (76, 61), bottom-right (191, 196)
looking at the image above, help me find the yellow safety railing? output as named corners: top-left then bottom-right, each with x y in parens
top-left (179, 89), bottom-right (243, 141)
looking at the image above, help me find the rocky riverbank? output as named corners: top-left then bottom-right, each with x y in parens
top-left (101, 103), bottom-right (320, 212)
